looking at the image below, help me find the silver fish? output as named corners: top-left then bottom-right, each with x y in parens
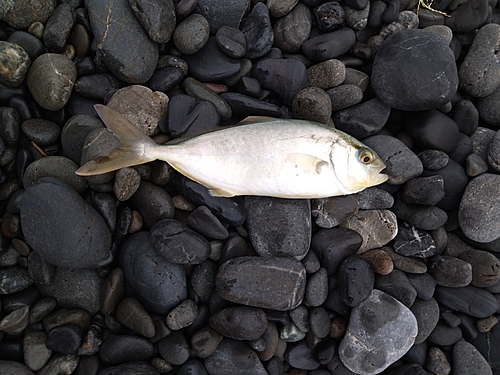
top-left (76, 104), bottom-right (388, 198)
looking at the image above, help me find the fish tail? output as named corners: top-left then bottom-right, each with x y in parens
top-left (75, 104), bottom-right (159, 176)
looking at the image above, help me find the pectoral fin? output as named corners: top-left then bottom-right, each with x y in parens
top-left (209, 188), bottom-right (236, 197)
top-left (286, 153), bottom-right (330, 174)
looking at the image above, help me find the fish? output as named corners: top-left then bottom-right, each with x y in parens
top-left (76, 104), bottom-right (388, 198)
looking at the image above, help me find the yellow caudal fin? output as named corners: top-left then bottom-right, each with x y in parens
top-left (75, 104), bottom-right (158, 176)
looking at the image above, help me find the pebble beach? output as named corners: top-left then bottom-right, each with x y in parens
top-left (0, 0), bottom-right (500, 374)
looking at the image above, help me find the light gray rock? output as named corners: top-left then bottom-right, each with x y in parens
top-left (339, 289), bottom-right (418, 375)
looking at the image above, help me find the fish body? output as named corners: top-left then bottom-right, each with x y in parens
top-left (76, 105), bottom-right (388, 198)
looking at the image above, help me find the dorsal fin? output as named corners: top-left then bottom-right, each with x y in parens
top-left (237, 116), bottom-right (276, 125)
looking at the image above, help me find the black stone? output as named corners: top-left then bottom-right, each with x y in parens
top-left (209, 306), bottom-right (267, 340)
top-left (311, 228), bottom-right (362, 275)
top-left (302, 28), bottom-right (356, 61)
top-left (285, 341), bottom-right (320, 370)
top-left (314, 2), bottom-right (345, 32)
top-left (448, 133), bottom-right (473, 166)
top-left (195, 0), bottom-right (249, 34)
top-left (375, 269), bottom-right (417, 308)
top-left (220, 92), bottom-right (282, 117)
top-left (244, 196), bottom-right (311, 259)
top-left (7, 31), bottom-right (45, 61)
top-left (96, 361), bottom-right (160, 375)
top-left (100, 335), bottom-right (154, 366)
top-left (392, 194), bottom-right (448, 231)
top-left (20, 178), bottom-right (111, 269)
top-left (216, 26), bottom-right (246, 58)
top-left (252, 58), bottom-right (310, 104)
top-left (333, 98), bottom-right (391, 139)
top-left (183, 37), bottom-right (241, 82)
top-left (187, 206), bottom-right (228, 240)
top-left (313, 338), bottom-right (337, 365)
top-left (157, 330), bottom-right (190, 365)
top-left (452, 99), bottom-right (479, 136)
top-left (74, 74), bottom-right (123, 100)
top-left (240, 3), bottom-right (274, 59)
top-left (43, 3), bottom-right (76, 52)
top-left (404, 109), bottom-right (460, 153)
top-left (445, 0), bottom-right (489, 33)
top-left (408, 273), bottom-right (436, 301)
top-left (339, 255), bottom-right (374, 307)
top-left (434, 285), bottom-right (498, 318)
top-left (403, 176), bottom-right (445, 206)
top-left (150, 219), bottom-right (211, 264)
top-left (0, 107), bottom-right (20, 145)
top-left (216, 256), bottom-right (306, 311)
top-left (236, 77), bottom-right (262, 98)
top-left (87, 0), bottom-right (158, 83)
top-left (129, 0), bottom-right (176, 43)
top-left (128, 181), bottom-right (175, 229)
top-left (372, 29), bottom-right (458, 111)
top-left (173, 175), bottom-right (246, 226)
top-left (46, 325), bottom-right (82, 354)
top-left (393, 221), bottom-right (436, 258)
top-left (273, 3), bottom-right (312, 54)
top-left (119, 232), bottom-right (187, 315)
top-left (417, 150), bottom-right (449, 171)
top-left (427, 320), bottom-right (462, 346)
top-left (166, 95), bottom-right (220, 138)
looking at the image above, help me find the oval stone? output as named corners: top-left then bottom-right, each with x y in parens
top-left (339, 289), bottom-right (418, 375)
top-left (20, 178), bottom-right (111, 269)
top-left (216, 256), bottom-right (306, 311)
top-left (209, 306), bottom-right (267, 340)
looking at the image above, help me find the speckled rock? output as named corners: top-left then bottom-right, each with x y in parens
top-left (0, 41), bottom-right (30, 87)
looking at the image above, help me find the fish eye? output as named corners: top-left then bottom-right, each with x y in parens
top-left (359, 150), bottom-right (373, 164)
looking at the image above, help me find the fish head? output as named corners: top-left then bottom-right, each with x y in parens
top-left (332, 138), bottom-right (388, 193)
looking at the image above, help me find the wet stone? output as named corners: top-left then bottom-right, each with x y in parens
top-left (21, 119), bottom-right (60, 147)
top-left (363, 135), bottom-right (423, 185)
top-left (334, 98), bottom-right (391, 139)
top-left (302, 27), bottom-right (356, 61)
top-left (311, 228), bottom-right (362, 274)
top-left (150, 219), bottom-right (211, 264)
top-left (87, 0), bottom-right (158, 83)
top-left (0, 306), bottom-right (29, 336)
top-left (252, 57), bottom-right (310, 105)
top-left (417, 150), bottom-right (449, 171)
top-left (183, 77), bottom-right (232, 120)
top-left (392, 195), bottom-right (448, 231)
top-left (339, 289), bottom-right (418, 375)
top-left (129, 0), bottom-right (176, 44)
top-left (273, 2), bottom-right (312, 54)
top-left (220, 92), bottom-right (282, 118)
top-left (187, 206), bottom-right (228, 240)
top-left (0, 0), bottom-right (55, 29)
top-left (216, 256), bottom-right (306, 311)
top-left (45, 325), bottom-right (82, 354)
top-left (119, 232), bottom-right (187, 315)
top-left (459, 174), bottom-right (500, 243)
top-left (74, 74), bottom-right (122, 101)
top-left (166, 299), bottom-right (198, 330)
top-left (29, 297), bottom-right (57, 324)
top-left (372, 29), bottom-right (457, 111)
top-left (340, 209), bottom-right (398, 253)
top-left (183, 37), bottom-right (241, 82)
top-left (393, 222), bottom-right (436, 258)
top-left (100, 335), bottom-right (154, 366)
top-left (0, 107), bottom-right (20, 145)
top-left (209, 306), bottom-right (267, 340)
top-left (0, 41), bottom-right (31, 87)
top-left (27, 53), bottom-right (76, 111)
top-left (204, 338), bottom-right (268, 375)
top-left (459, 24), bottom-right (500, 98)
top-left (245, 197), bottom-right (311, 259)
top-left (20, 178), bottom-right (111, 268)
top-left (339, 255), bottom-right (375, 307)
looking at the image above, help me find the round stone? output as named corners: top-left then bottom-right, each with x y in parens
top-left (173, 14), bottom-right (210, 55)
top-left (0, 41), bottom-right (31, 87)
top-left (292, 87), bottom-right (333, 124)
top-left (27, 53), bottom-right (76, 111)
top-left (372, 29), bottom-right (458, 111)
top-left (273, 2), bottom-right (312, 54)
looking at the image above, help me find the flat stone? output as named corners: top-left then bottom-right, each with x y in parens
top-left (216, 256), bottom-right (306, 311)
top-left (340, 209), bottom-right (398, 253)
top-left (339, 289), bottom-right (418, 375)
top-left (311, 195), bottom-right (359, 229)
top-left (393, 222), bottom-right (436, 258)
top-left (339, 255), bottom-right (375, 307)
top-left (245, 197), bottom-right (311, 259)
top-left (434, 285), bottom-right (498, 318)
